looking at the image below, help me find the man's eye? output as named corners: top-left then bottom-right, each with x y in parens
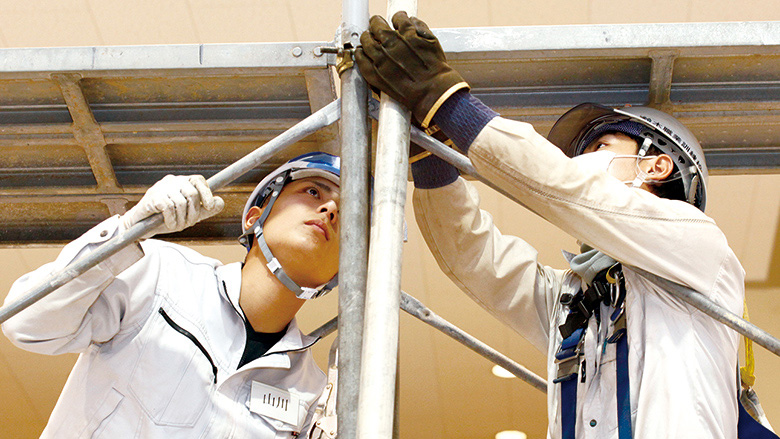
top-left (307, 187), bottom-right (320, 198)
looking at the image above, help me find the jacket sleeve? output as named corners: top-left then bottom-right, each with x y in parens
top-left (413, 177), bottom-right (570, 351)
top-left (466, 116), bottom-right (730, 296)
top-left (2, 215), bottom-right (157, 355)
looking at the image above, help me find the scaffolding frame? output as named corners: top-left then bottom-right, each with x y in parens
top-left (0, 1), bottom-right (779, 437)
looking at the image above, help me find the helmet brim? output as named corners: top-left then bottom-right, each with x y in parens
top-left (547, 103), bottom-right (616, 158)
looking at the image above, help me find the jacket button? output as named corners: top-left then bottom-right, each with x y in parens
top-left (100, 230), bottom-right (108, 237)
top-left (589, 419), bottom-right (597, 427)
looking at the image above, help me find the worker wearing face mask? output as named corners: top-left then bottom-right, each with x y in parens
top-left (353, 12), bottom-right (769, 439)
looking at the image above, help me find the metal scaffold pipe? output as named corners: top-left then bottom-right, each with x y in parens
top-left (337, 0), bottom-right (371, 437)
top-left (400, 292), bottom-right (548, 392)
top-left (307, 289), bottom-right (548, 392)
top-left (0, 99), bottom-right (341, 326)
top-left (356, 1), bottom-right (416, 437)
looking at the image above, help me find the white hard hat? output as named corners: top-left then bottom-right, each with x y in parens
top-left (548, 103), bottom-right (708, 211)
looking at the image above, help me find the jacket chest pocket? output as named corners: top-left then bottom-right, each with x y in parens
top-left (128, 307), bottom-right (215, 427)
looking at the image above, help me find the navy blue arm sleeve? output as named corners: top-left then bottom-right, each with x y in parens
top-left (411, 90), bottom-right (498, 188)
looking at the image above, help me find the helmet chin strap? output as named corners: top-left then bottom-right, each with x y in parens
top-left (255, 225), bottom-right (338, 300)
top-left (238, 171), bottom-right (337, 300)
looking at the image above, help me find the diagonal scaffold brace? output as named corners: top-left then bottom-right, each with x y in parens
top-left (0, 99), bottom-right (342, 326)
top-left (306, 290), bottom-right (548, 392)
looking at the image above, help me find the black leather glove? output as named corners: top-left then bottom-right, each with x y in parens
top-left (355, 12), bottom-right (469, 128)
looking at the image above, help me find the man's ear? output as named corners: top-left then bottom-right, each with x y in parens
top-left (245, 206), bottom-right (264, 229)
top-left (646, 154), bottom-right (675, 182)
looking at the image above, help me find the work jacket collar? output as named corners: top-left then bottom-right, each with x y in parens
top-left (215, 262), bottom-right (319, 355)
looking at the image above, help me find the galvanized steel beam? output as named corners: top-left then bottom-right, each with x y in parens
top-left (647, 50), bottom-right (677, 112)
top-left (0, 42), bottom-right (332, 78)
top-left (305, 68), bottom-right (341, 154)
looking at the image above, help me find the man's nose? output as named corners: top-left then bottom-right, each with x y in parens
top-left (319, 200), bottom-right (339, 224)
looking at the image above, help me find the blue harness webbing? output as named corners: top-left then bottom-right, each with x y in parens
top-left (557, 265), bottom-right (778, 439)
top-left (556, 267), bottom-right (632, 439)
top-left (739, 399), bottom-right (780, 438)
top-left (613, 322), bottom-right (633, 439)
top-left (555, 328), bottom-right (584, 439)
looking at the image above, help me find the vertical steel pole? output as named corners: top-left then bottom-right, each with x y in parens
top-left (337, 0), bottom-right (371, 438)
top-left (356, 1), bottom-right (416, 437)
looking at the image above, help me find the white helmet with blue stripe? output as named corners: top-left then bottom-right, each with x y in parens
top-left (239, 152), bottom-right (341, 299)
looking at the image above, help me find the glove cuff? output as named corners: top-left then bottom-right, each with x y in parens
top-left (418, 80), bottom-right (470, 128)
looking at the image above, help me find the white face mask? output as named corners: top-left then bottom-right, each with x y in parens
top-left (571, 150), bottom-right (653, 188)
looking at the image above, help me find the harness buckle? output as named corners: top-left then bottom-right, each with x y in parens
top-left (607, 311), bottom-right (627, 344)
top-left (554, 328), bottom-right (586, 383)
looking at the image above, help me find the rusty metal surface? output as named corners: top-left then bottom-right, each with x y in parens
top-left (0, 23), bottom-right (778, 245)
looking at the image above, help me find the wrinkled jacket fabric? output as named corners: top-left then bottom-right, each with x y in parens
top-left (413, 117), bottom-right (744, 438)
top-left (3, 215), bottom-right (326, 439)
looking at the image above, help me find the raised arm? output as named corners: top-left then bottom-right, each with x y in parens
top-left (2, 175), bottom-right (224, 354)
top-left (413, 175), bottom-right (573, 351)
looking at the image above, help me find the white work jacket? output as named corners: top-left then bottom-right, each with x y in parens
top-left (2, 215), bottom-right (326, 439)
top-left (413, 117), bottom-right (744, 438)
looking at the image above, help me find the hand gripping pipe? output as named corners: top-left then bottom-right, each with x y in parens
top-left (356, 0), bottom-right (416, 437)
top-left (409, 125), bottom-right (780, 359)
top-left (0, 99), bottom-right (341, 326)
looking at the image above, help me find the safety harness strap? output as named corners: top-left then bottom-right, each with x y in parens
top-left (615, 328), bottom-right (633, 439)
top-left (556, 327), bottom-right (584, 439)
top-left (557, 265), bottom-right (631, 438)
top-left (559, 262), bottom-right (777, 439)
top-left (560, 378), bottom-right (578, 439)
top-left (739, 398), bottom-right (780, 439)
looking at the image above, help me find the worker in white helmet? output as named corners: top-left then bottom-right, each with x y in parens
top-left (356, 12), bottom-right (754, 439)
top-left (2, 152), bottom-right (341, 438)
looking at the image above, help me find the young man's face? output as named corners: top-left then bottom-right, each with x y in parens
top-left (246, 176), bottom-right (340, 289)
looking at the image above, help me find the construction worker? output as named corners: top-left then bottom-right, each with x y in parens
top-left (2, 152), bottom-right (341, 438)
top-left (356, 12), bottom-right (747, 438)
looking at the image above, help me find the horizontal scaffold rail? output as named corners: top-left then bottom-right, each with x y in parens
top-left (0, 21), bottom-right (778, 245)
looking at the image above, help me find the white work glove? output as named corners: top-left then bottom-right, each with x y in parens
top-left (121, 175), bottom-right (224, 239)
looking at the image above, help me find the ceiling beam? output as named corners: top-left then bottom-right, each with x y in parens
top-left (51, 73), bottom-right (122, 195)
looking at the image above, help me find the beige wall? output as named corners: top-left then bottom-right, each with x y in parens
top-left (1, 0), bottom-right (780, 48)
